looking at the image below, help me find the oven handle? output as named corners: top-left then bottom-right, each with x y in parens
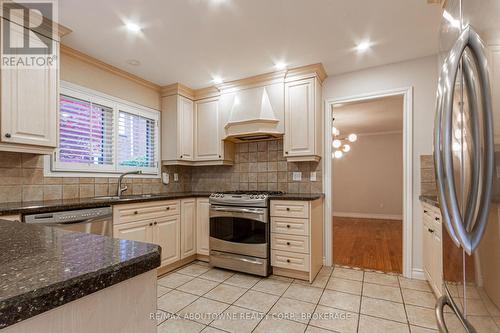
top-left (210, 206), bottom-right (266, 215)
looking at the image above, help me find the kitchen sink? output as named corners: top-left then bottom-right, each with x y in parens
top-left (93, 194), bottom-right (154, 200)
top-left (93, 196), bottom-right (121, 200)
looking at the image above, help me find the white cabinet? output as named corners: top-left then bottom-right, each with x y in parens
top-left (0, 19), bottom-right (58, 151)
top-left (161, 94), bottom-right (194, 163)
top-left (113, 220), bottom-right (153, 243)
top-left (180, 198), bottom-right (197, 259)
top-left (196, 198), bottom-right (210, 256)
top-left (284, 77), bottom-right (322, 162)
top-left (422, 203), bottom-right (443, 296)
top-left (194, 97), bottom-right (222, 161)
top-left (155, 216), bottom-right (181, 266)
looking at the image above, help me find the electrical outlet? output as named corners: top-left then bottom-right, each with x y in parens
top-left (174, 173), bottom-right (179, 182)
top-left (310, 171), bottom-right (317, 181)
top-left (292, 172), bottom-right (302, 181)
top-left (161, 172), bottom-right (169, 185)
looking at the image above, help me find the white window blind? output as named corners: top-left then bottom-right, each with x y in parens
top-left (58, 95), bottom-right (114, 169)
top-left (51, 82), bottom-right (160, 176)
top-left (118, 111), bottom-right (157, 168)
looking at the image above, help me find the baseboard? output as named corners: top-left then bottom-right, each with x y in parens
top-left (411, 268), bottom-right (426, 280)
top-left (333, 212), bottom-right (403, 220)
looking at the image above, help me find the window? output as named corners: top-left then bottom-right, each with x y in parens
top-left (51, 82), bottom-right (160, 175)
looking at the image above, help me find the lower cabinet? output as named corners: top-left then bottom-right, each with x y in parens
top-left (181, 199), bottom-right (196, 259)
top-left (422, 203), bottom-right (443, 296)
top-left (113, 197), bottom-right (211, 272)
top-left (196, 198), bottom-right (210, 256)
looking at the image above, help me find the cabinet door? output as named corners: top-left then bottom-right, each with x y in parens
top-left (181, 198), bottom-right (197, 259)
top-left (113, 220), bottom-right (153, 243)
top-left (1, 20), bottom-right (57, 147)
top-left (194, 98), bottom-right (221, 160)
top-left (196, 198), bottom-right (210, 256)
top-left (422, 219), bottom-right (433, 282)
top-left (155, 215), bottom-right (180, 266)
top-left (178, 96), bottom-right (194, 160)
top-left (284, 78), bottom-right (315, 157)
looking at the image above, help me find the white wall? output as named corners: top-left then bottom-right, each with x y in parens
top-left (333, 132), bottom-right (403, 219)
top-left (323, 55), bottom-right (438, 275)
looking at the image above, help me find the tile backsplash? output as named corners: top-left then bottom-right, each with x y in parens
top-left (420, 155), bottom-right (437, 196)
top-left (0, 139), bottom-right (321, 203)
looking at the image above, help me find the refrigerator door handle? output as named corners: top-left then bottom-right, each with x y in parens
top-left (440, 25), bottom-right (494, 254)
top-left (436, 295), bottom-right (478, 333)
top-left (434, 55), bottom-right (461, 247)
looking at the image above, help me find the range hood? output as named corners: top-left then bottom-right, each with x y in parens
top-left (219, 83), bottom-right (284, 142)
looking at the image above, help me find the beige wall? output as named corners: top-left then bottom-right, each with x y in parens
top-left (333, 133), bottom-right (403, 219)
top-left (60, 51), bottom-right (161, 110)
top-left (323, 55), bottom-right (439, 275)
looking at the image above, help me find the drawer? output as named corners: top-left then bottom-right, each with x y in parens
top-left (271, 200), bottom-right (309, 219)
top-left (271, 217), bottom-right (309, 236)
top-left (114, 200), bottom-right (180, 225)
top-left (271, 250), bottom-right (310, 272)
top-left (271, 233), bottom-right (309, 254)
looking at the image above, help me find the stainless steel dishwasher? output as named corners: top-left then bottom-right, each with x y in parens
top-left (24, 206), bottom-right (113, 237)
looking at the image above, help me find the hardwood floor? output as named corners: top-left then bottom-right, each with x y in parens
top-left (333, 216), bottom-right (403, 273)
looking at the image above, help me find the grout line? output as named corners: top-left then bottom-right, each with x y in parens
top-left (397, 272), bottom-right (412, 333)
top-left (355, 270), bottom-right (365, 333)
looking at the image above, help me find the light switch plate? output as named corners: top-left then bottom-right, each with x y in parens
top-left (292, 172), bottom-right (302, 181)
top-left (161, 172), bottom-right (169, 185)
top-left (174, 173), bottom-right (179, 182)
top-left (310, 171), bottom-right (317, 181)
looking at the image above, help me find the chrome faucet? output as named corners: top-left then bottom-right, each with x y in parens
top-left (117, 170), bottom-right (142, 196)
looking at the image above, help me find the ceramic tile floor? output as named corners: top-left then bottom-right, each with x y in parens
top-left (155, 261), bottom-right (439, 333)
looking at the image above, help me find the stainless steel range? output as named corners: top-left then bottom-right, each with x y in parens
top-left (209, 191), bottom-right (281, 277)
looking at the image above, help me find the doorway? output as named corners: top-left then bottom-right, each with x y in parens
top-left (325, 90), bottom-right (413, 275)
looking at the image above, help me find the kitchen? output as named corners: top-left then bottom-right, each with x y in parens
top-left (0, 1), bottom-right (499, 333)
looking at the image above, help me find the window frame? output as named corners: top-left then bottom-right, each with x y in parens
top-left (48, 81), bottom-right (160, 177)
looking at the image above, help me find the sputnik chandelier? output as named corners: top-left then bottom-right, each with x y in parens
top-left (332, 121), bottom-right (357, 159)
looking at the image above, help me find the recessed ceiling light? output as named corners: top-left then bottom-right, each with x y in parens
top-left (355, 40), bottom-right (372, 53)
top-left (274, 62), bottom-right (287, 70)
top-left (212, 76), bottom-right (223, 84)
top-left (125, 21), bottom-right (141, 33)
top-left (127, 59), bottom-right (140, 66)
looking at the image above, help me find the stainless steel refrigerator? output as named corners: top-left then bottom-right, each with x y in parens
top-left (434, 0), bottom-right (500, 332)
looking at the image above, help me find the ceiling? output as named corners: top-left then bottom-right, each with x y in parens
top-left (59, 0), bottom-right (442, 88)
top-left (332, 95), bottom-right (404, 135)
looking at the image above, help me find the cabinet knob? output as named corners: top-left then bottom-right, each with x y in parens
top-left (424, 210), bottom-right (428, 213)
top-left (219, 155), bottom-right (221, 158)
top-left (286, 224), bottom-right (290, 228)
top-left (180, 155), bottom-right (183, 158)
top-left (134, 211), bottom-right (138, 215)
top-left (435, 217), bottom-right (440, 221)
top-left (286, 242), bottom-right (290, 246)
top-left (286, 259), bottom-right (290, 263)
top-left (4, 133), bottom-right (11, 138)
top-left (428, 228), bottom-right (434, 233)
top-left (286, 207), bottom-right (290, 211)
top-left (166, 207), bottom-right (170, 210)
top-left (149, 222), bottom-right (153, 226)
top-left (154, 221), bottom-right (158, 225)
top-left (285, 151), bottom-right (288, 155)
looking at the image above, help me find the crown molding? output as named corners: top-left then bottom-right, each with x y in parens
top-left (60, 44), bottom-right (162, 92)
top-left (161, 83), bottom-right (195, 99)
top-left (285, 63), bottom-right (328, 83)
top-left (215, 69), bottom-right (287, 93)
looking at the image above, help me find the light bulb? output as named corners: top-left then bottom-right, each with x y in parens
top-left (343, 144), bottom-right (351, 152)
top-left (332, 139), bottom-right (342, 148)
top-left (332, 126), bottom-right (338, 135)
top-left (334, 150), bottom-right (343, 159)
top-left (348, 133), bottom-right (358, 142)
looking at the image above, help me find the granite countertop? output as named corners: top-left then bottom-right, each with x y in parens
top-left (0, 192), bottom-right (212, 216)
top-left (269, 193), bottom-right (325, 201)
top-left (0, 192), bottom-right (324, 216)
top-left (0, 220), bottom-right (160, 329)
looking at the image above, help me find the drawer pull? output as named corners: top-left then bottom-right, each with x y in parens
top-left (286, 259), bottom-right (290, 263)
top-left (424, 210), bottom-right (428, 213)
top-left (134, 211), bottom-right (138, 215)
top-left (286, 207), bottom-right (290, 211)
top-left (166, 207), bottom-right (170, 210)
top-left (435, 217), bottom-right (440, 221)
top-left (154, 221), bottom-right (158, 225)
top-left (286, 224), bottom-right (291, 228)
top-left (149, 222), bottom-right (153, 226)
top-left (286, 242), bottom-right (291, 246)
top-left (428, 228), bottom-right (435, 233)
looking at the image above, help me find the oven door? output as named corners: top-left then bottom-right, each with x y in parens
top-left (209, 205), bottom-right (268, 259)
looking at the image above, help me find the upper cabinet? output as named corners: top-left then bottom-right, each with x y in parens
top-left (161, 94), bottom-right (194, 163)
top-left (0, 18), bottom-right (63, 154)
top-left (161, 85), bottom-right (234, 166)
top-left (284, 67), bottom-right (324, 162)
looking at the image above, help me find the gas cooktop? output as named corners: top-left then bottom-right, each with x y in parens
top-left (209, 191), bottom-right (284, 207)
